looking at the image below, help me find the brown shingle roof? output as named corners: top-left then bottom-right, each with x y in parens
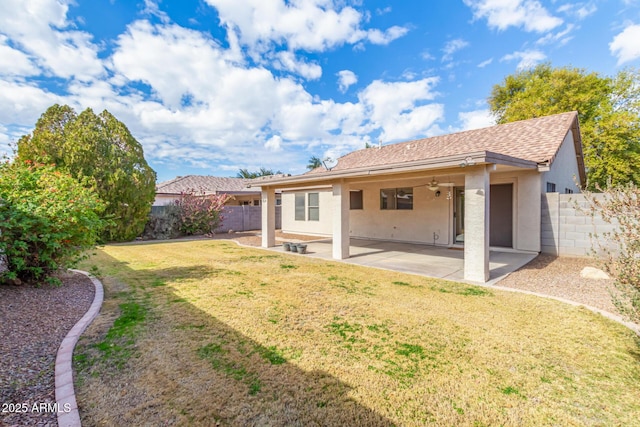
top-left (156, 175), bottom-right (255, 194)
top-left (307, 111), bottom-right (580, 174)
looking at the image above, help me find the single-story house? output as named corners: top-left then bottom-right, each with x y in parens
top-left (250, 111), bottom-right (586, 283)
top-left (154, 175), bottom-right (281, 207)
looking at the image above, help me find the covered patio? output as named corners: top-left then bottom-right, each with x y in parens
top-left (269, 238), bottom-right (537, 285)
top-left (250, 113), bottom-right (584, 284)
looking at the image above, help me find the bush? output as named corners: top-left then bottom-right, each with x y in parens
top-left (173, 189), bottom-right (230, 236)
top-left (141, 206), bottom-right (181, 240)
top-left (0, 161), bottom-right (107, 284)
top-left (583, 183), bottom-right (640, 322)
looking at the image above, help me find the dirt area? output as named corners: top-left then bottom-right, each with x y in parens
top-left (0, 272), bottom-right (94, 427)
top-left (497, 254), bottom-right (620, 315)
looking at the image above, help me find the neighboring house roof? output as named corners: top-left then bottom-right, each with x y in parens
top-left (156, 175), bottom-right (256, 195)
top-left (250, 111), bottom-right (585, 187)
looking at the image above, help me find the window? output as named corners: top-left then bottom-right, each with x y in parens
top-left (380, 187), bottom-right (413, 210)
top-left (350, 190), bottom-right (363, 210)
top-left (242, 201), bottom-right (250, 206)
top-left (295, 193), bottom-right (305, 220)
top-left (380, 188), bottom-right (396, 209)
top-left (546, 182), bottom-right (557, 193)
top-left (308, 192), bottom-right (319, 221)
top-left (253, 199), bottom-right (260, 206)
top-left (564, 188), bottom-right (574, 194)
top-left (276, 198), bottom-right (282, 206)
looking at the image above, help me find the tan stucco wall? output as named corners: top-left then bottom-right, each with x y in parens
top-left (281, 170), bottom-right (545, 251)
top-left (542, 130), bottom-right (582, 193)
top-left (349, 177), bottom-right (454, 245)
top-left (281, 189), bottom-right (333, 235)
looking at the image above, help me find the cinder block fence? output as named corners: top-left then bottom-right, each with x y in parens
top-left (215, 205), bottom-right (281, 233)
top-left (541, 193), bottom-right (617, 257)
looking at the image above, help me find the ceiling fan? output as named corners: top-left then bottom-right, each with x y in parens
top-left (427, 178), bottom-right (455, 192)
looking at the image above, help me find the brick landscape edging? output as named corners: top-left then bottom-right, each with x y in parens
top-left (55, 270), bottom-right (104, 427)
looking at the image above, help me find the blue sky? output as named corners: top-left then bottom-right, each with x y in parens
top-left (1, 0), bottom-right (639, 183)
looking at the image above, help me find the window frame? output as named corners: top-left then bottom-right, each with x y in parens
top-left (350, 190), bottom-right (363, 210)
top-left (294, 193), bottom-right (306, 221)
top-left (380, 187), bottom-right (413, 210)
top-left (307, 192), bottom-right (319, 221)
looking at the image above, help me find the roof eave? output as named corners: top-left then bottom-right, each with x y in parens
top-left (248, 151), bottom-right (538, 188)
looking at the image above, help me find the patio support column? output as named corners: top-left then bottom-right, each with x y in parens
top-left (332, 181), bottom-right (350, 259)
top-left (261, 187), bottom-right (276, 248)
top-left (464, 165), bottom-right (490, 282)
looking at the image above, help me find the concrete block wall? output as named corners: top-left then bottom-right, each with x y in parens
top-left (541, 193), bottom-right (617, 257)
top-left (216, 205), bottom-right (281, 232)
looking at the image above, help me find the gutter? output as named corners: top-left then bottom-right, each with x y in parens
top-left (247, 151), bottom-right (538, 188)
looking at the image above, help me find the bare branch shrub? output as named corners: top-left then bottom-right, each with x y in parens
top-left (583, 183), bottom-right (640, 322)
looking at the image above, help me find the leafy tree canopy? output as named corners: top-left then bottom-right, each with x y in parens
top-left (236, 167), bottom-right (283, 179)
top-left (489, 64), bottom-right (640, 188)
top-left (16, 104), bottom-right (157, 241)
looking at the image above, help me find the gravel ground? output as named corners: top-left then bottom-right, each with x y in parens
top-left (497, 254), bottom-right (621, 315)
top-left (0, 272), bottom-right (94, 427)
top-left (0, 235), bottom-right (627, 426)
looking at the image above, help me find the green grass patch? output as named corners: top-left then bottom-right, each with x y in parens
top-left (197, 341), bottom-right (267, 395)
top-left (256, 345), bottom-right (287, 365)
top-left (392, 281), bottom-right (411, 286)
top-left (501, 386), bottom-right (525, 398)
top-left (435, 284), bottom-right (492, 296)
top-left (76, 299), bottom-right (147, 371)
top-left (395, 342), bottom-right (426, 359)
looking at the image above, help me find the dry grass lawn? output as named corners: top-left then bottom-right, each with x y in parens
top-left (74, 240), bottom-right (640, 426)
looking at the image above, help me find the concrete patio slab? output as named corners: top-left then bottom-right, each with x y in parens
top-left (273, 238), bottom-right (537, 286)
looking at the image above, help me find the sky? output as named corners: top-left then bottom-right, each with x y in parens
top-left (1, 0), bottom-right (639, 183)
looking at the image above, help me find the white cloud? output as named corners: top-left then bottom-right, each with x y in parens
top-left (265, 134), bottom-right (283, 151)
top-left (0, 35), bottom-right (38, 77)
top-left (358, 78), bottom-right (443, 141)
top-left (477, 58), bottom-right (493, 68)
top-left (557, 2), bottom-right (597, 20)
top-left (610, 24), bottom-right (640, 65)
top-left (142, 0), bottom-right (171, 24)
top-left (442, 38), bottom-right (469, 62)
top-left (203, 0), bottom-right (408, 53)
top-left (366, 26), bottom-right (410, 45)
top-left (0, 0), bottom-right (104, 81)
top-left (464, 0), bottom-right (562, 33)
top-left (0, 80), bottom-right (61, 125)
top-left (421, 50), bottom-right (435, 61)
top-left (337, 70), bottom-right (358, 93)
top-left (536, 24), bottom-right (575, 46)
top-left (0, 1), bottom-right (443, 174)
top-left (273, 51), bottom-right (322, 79)
top-left (458, 109), bottom-right (495, 131)
top-left (501, 49), bottom-right (546, 69)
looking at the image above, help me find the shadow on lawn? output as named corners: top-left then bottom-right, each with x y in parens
top-left (79, 250), bottom-right (395, 426)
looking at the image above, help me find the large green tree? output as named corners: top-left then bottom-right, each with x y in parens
top-left (16, 104), bottom-right (157, 241)
top-left (489, 64), bottom-right (640, 188)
